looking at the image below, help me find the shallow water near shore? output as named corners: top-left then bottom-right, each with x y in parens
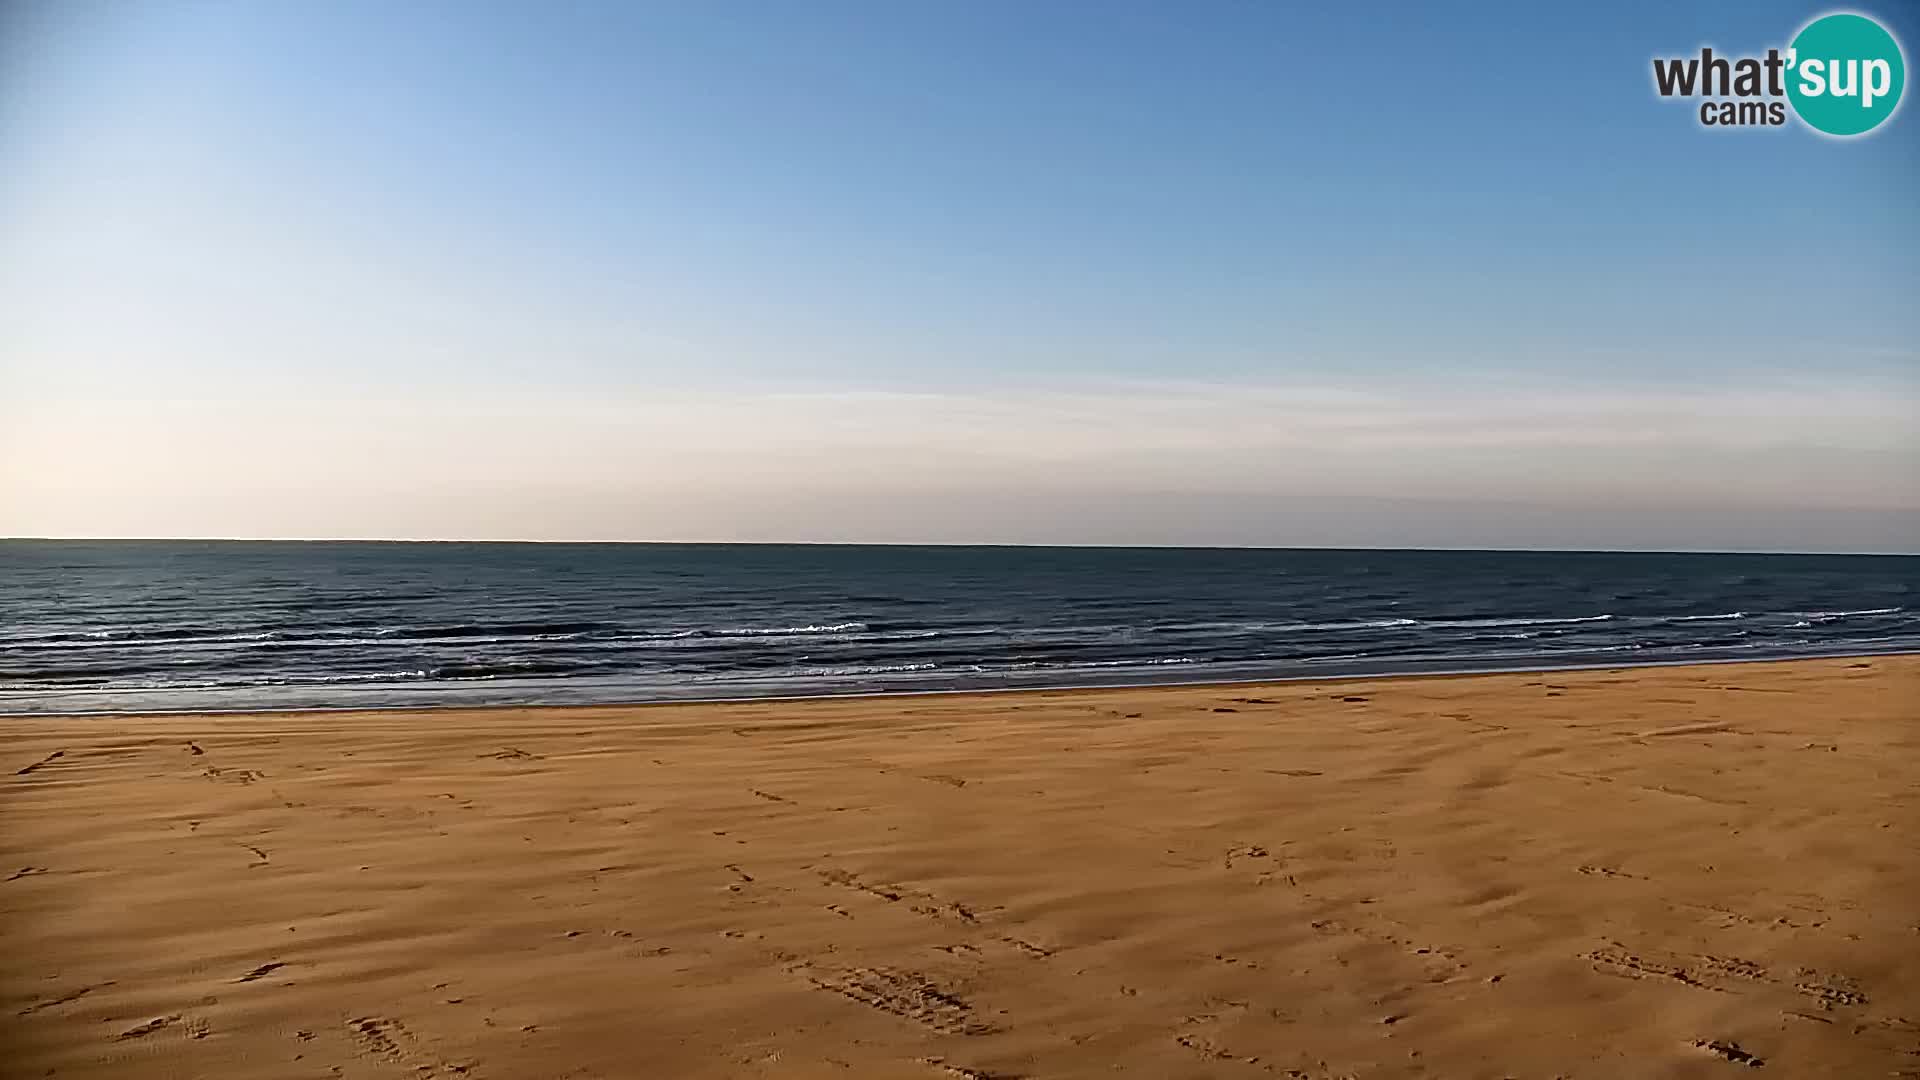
top-left (3, 540), bottom-right (1915, 714)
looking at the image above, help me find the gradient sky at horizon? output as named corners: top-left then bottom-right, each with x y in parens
top-left (2, 1), bottom-right (1916, 550)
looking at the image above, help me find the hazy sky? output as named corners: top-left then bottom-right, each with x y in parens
top-left (2, 1), bottom-right (1916, 550)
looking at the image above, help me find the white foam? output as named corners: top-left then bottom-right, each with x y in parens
top-left (715, 622), bottom-right (869, 637)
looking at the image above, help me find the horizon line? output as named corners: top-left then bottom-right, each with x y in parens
top-left (3, 536), bottom-right (1915, 558)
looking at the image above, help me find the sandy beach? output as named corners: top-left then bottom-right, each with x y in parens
top-left (3, 655), bottom-right (1916, 1079)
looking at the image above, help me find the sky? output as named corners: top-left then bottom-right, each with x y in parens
top-left (1, 0), bottom-right (1916, 550)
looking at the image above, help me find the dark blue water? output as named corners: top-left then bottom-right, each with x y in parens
top-left (1, 541), bottom-right (1914, 714)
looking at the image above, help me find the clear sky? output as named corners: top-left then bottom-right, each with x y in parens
top-left (2, 1), bottom-right (1915, 550)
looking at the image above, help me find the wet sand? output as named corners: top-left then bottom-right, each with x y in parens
top-left (3, 655), bottom-right (1916, 1078)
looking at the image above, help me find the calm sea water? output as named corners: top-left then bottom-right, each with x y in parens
top-left (1, 541), bottom-right (1915, 714)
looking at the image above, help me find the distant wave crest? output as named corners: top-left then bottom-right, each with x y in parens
top-left (714, 622), bottom-right (869, 637)
top-left (1424, 614), bottom-right (1615, 629)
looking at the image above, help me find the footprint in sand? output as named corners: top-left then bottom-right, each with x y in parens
top-left (1692, 1039), bottom-right (1765, 1067)
top-left (115, 1015), bottom-right (182, 1041)
top-left (18, 983), bottom-right (111, 1016)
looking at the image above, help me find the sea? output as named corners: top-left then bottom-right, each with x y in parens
top-left (1, 541), bottom-right (1915, 715)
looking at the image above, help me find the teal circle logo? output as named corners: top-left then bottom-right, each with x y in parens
top-left (1786, 13), bottom-right (1906, 136)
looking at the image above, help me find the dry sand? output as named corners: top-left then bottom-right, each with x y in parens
top-left (3, 656), bottom-right (1916, 1079)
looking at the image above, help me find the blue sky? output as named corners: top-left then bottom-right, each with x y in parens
top-left (1, 1), bottom-right (1915, 548)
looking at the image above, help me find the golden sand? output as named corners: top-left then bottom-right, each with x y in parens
top-left (3, 656), bottom-right (1916, 1078)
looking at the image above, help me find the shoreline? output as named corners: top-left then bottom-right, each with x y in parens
top-left (6, 645), bottom-right (1914, 720)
